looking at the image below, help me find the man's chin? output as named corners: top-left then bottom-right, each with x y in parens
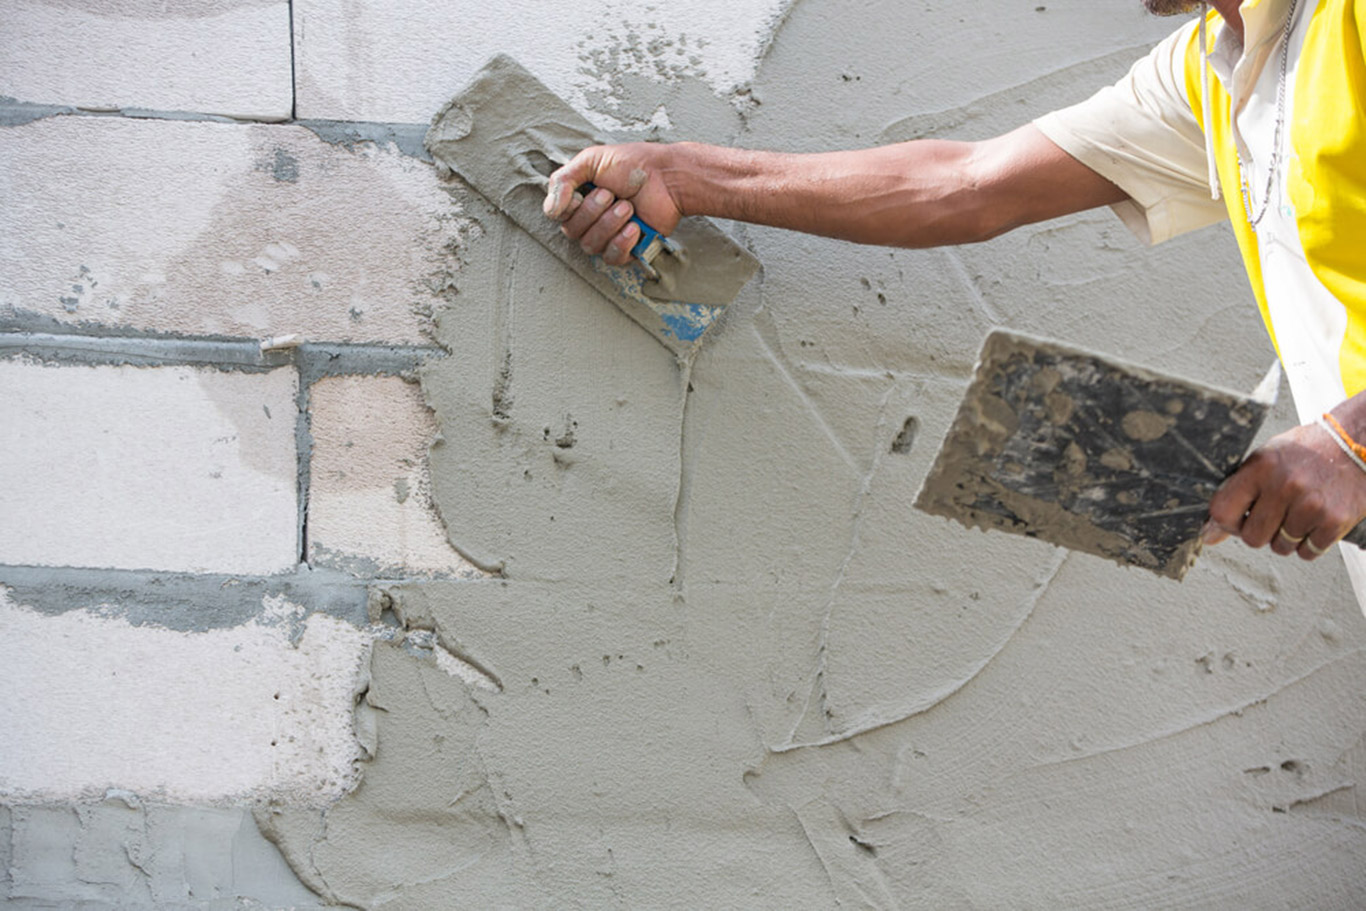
top-left (1143, 0), bottom-right (1202, 14)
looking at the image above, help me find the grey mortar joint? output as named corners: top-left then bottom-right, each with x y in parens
top-left (0, 97), bottom-right (433, 162)
top-left (0, 331), bottom-right (289, 372)
top-left (0, 325), bottom-right (443, 569)
top-left (0, 96), bottom-right (248, 127)
top-left (1, 307), bottom-right (288, 345)
top-left (0, 564), bottom-right (381, 635)
top-left (0, 96), bottom-right (78, 126)
top-left (295, 120), bottom-right (432, 161)
top-left (0, 329), bottom-right (441, 376)
top-left (291, 343), bottom-right (444, 566)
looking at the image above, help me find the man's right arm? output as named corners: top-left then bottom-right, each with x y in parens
top-left (543, 125), bottom-right (1129, 265)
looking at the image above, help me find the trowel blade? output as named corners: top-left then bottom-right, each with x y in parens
top-left (913, 330), bottom-right (1271, 580)
top-left (424, 54), bottom-right (759, 359)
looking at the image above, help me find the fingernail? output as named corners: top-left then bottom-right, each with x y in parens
top-left (613, 201), bottom-right (632, 217)
top-left (592, 187), bottom-right (612, 206)
top-left (543, 184), bottom-right (560, 216)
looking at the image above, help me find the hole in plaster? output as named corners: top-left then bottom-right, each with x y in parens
top-left (1280, 760), bottom-right (1303, 774)
top-left (848, 834), bottom-right (878, 857)
top-left (891, 417), bottom-right (920, 455)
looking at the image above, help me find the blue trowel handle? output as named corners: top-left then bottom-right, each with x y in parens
top-left (581, 182), bottom-right (675, 278)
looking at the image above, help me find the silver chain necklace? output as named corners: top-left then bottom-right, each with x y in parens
top-left (1237, 0), bottom-right (1300, 229)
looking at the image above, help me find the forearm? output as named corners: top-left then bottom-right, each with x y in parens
top-left (663, 140), bottom-right (994, 247)
top-left (545, 125), bottom-right (1125, 265)
top-left (660, 125), bottom-right (1124, 248)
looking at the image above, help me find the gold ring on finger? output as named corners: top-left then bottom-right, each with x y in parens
top-left (1304, 538), bottom-right (1331, 556)
top-left (1277, 527), bottom-right (1306, 545)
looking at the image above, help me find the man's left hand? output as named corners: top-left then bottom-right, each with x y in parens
top-left (1205, 412), bottom-right (1366, 560)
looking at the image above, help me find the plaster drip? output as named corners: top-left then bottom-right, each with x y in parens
top-left (670, 358), bottom-right (696, 588)
top-left (787, 379), bottom-right (898, 746)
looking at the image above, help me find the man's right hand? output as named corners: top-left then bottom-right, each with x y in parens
top-left (543, 143), bottom-right (686, 267)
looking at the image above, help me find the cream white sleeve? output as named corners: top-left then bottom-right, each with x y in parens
top-left (1033, 22), bottom-right (1228, 245)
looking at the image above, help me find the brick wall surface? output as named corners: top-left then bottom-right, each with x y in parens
top-left (0, 3), bottom-right (478, 899)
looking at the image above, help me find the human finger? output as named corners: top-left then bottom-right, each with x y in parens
top-left (1299, 534), bottom-right (1334, 561)
top-left (1206, 465), bottom-right (1260, 542)
top-left (560, 185), bottom-right (618, 243)
top-left (1269, 524), bottom-right (1307, 557)
top-left (1237, 484), bottom-right (1292, 550)
top-left (1271, 491), bottom-right (1321, 556)
top-left (544, 149), bottom-right (603, 221)
top-left (579, 199), bottom-right (636, 259)
top-left (1200, 518), bottom-right (1231, 546)
top-left (603, 222), bottom-right (641, 267)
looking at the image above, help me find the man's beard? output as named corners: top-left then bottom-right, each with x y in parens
top-left (1143, 0), bottom-right (1201, 13)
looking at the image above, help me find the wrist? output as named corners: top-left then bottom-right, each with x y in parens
top-left (661, 141), bottom-right (714, 219)
top-left (1328, 390), bottom-right (1366, 442)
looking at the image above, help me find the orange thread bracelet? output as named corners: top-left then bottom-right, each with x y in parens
top-left (1320, 412), bottom-right (1366, 473)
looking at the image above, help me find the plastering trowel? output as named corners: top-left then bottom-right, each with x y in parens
top-left (424, 55), bottom-right (759, 360)
top-left (915, 330), bottom-right (1366, 580)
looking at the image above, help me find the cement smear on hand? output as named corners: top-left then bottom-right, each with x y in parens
top-left (261, 2), bottom-right (1366, 907)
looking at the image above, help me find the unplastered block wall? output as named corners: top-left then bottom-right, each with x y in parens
top-left (3, 1), bottom-right (1365, 908)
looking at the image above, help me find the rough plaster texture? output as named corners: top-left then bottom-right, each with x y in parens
top-left (0, 116), bottom-right (473, 344)
top-left (308, 374), bottom-right (482, 578)
top-left (0, 359), bottom-right (298, 575)
top-left (0, 0), bottom-right (292, 121)
top-left (5, 0), bottom-right (1366, 907)
top-left (292, 0), bottom-right (790, 125)
top-left (2, 802), bottom-right (324, 908)
top-left (0, 590), bottom-right (368, 805)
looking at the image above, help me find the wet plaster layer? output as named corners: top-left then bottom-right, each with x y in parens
top-left (265, 4), bottom-right (1366, 908)
top-left (1, 799), bottom-right (324, 908)
top-left (99, 1), bottom-right (1366, 908)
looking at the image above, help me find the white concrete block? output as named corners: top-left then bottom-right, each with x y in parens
top-left (292, 0), bottom-right (789, 123)
top-left (308, 375), bottom-right (481, 577)
top-left (0, 1), bottom-right (292, 121)
top-left (0, 359), bottom-right (298, 575)
top-left (0, 117), bottom-right (473, 344)
top-left (0, 593), bottom-right (368, 805)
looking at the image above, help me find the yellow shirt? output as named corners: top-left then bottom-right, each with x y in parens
top-left (1035, 0), bottom-right (1366, 603)
top-left (1037, 0), bottom-right (1365, 399)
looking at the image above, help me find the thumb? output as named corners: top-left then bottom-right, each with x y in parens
top-left (543, 148), bottom-right (602, 220)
